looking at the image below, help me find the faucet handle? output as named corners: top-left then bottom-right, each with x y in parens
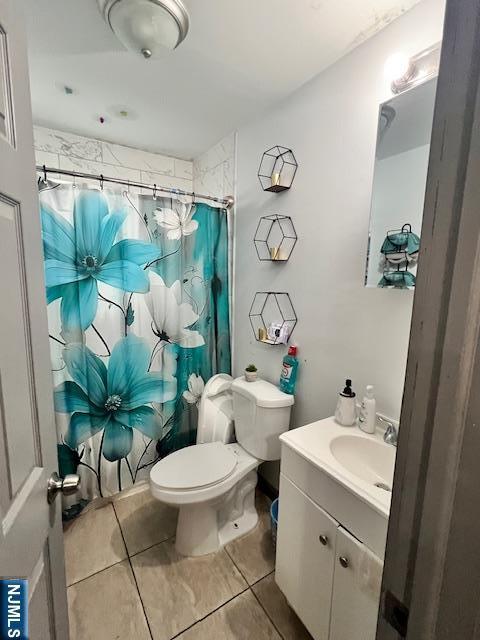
top-left (378, 416), bottom-right (398, 446)
top-left (378, 415), bottom-right (393, 429)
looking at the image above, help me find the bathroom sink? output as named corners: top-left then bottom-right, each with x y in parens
top-left (280, 415), bottom-right (396, 517)
top-left (279, 417), bottom-right (397, 557)
top-left (329, 434), bottom-right (395, 490)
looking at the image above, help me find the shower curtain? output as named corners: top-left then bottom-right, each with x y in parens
top-left (39, 181), bottom-right (231, 505)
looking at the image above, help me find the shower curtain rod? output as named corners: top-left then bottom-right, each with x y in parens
top-left (37, 165), bottom-right (235, 208)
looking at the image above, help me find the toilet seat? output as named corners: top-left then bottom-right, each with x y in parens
top-left (150, 442), bottom-right (259, 507)
top-left (150, 442), bottom-right (237, 491)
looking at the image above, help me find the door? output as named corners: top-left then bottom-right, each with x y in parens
top-left (0, 1), bottom-right (70, 638)
top-left (330, 527), bottom-right (383, 640)
top-left (276, 474), bottom-right (338, 640)
top-left (377, 1), bottom-right (480, 638)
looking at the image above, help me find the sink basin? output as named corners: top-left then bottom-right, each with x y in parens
top-left (329, 435), bottom-right (395, 489)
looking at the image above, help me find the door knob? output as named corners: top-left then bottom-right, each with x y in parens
top-left (319, 535), bottom-right (329, 546)
top-left (47, 472), bottom-right (81, 504)
top-left (339, 556), bottom-right (349, 568)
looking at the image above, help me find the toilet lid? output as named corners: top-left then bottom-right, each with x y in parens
top-left (150, 442), bottom-right (237, 490)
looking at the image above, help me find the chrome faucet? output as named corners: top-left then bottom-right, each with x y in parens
top-left (379, 416), bottom-right (398, 447)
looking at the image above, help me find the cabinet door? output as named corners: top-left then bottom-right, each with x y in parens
top-left (329, 527), bottom-right (383, 640)
top-left (276, 474), bottom-right (338, 640)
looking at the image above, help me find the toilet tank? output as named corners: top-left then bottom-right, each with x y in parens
top-left (231, 377), bottom-right (294, 461)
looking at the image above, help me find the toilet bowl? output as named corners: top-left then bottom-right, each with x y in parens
top-left (150, 374), bottom-right (293, 556)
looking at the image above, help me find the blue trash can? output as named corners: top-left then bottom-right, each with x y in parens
top-left (270, 498), bottom-right (279, 547)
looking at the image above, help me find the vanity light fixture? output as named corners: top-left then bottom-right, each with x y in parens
top-left (385, 42), bottom-right (441, 94)
top-left (384, 52), bottom-right (415, 89)
top-left (98, 0), bottom-right (190, 58)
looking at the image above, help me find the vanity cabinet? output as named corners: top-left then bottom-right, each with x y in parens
top-left (329, 527), bottom-right (381, 640)
top-left (276, 475), bottom-right (338, 639)
top-left (276, 474), bottom-right (383, 640)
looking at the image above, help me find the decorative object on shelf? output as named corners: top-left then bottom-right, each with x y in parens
top-left (249, 292), bottom-right (297, 345)
top-left (254, 215), bottom-right (297, 262)
top-left (378, 223), bottom-right (420, 288)
top-left (258, 146), bottom-right (298, 192)
top-left (245, 364), bottom-right (258, 382)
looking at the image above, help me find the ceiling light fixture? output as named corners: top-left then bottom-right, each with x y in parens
top-left (98, 0), bottom-right (190, 59)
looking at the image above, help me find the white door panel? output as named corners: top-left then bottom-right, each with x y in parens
top-left (276, 473), bottom-right (338, 640)
top-left (0, 1), bottom-right (69, 637)
top-left (330, 527), bottom-right (383, 640)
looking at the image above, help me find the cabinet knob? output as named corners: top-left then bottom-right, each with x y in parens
top-left (339, 556), bottom-right (349, 568)
top-left (319, 534), bottom-right (329, 546)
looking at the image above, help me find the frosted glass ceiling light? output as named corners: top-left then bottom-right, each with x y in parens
top-left (98, 0), bottom-right (190, 58)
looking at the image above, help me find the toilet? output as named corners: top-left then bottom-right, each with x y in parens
top-left (150, 373), bottom-right (294, 556)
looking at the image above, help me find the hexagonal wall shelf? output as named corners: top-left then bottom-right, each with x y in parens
top-left (258, 146), bottom-right (298, 192)
top-left (254, 215), bottom-right (297, 262)
top-left (249, 292), bottom-right (297, 345)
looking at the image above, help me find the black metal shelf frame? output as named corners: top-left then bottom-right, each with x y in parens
top-left (258, 146), bottom-right (298, 193)
top-left (254, 214), bottom-right (297, 262)
top-left (249, 292), bottom-right (297, 345)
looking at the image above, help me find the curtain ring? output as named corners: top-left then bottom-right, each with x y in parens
top-left (43, 164), bottom-right (47, 182)
top-left (192, 191), bottom-right (196, 205)
top-left (153, 183), bottom-right (157, 200)
top-left (99, 174), bottom-right (104, 191)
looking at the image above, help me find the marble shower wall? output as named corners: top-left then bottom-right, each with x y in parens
top-left (192, 133), bottom-right (236, 201)
top-left (33, 125), bottom-right (193, 192)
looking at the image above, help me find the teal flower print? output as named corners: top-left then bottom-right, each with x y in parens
top-left (41, 190), bottom-right (160, 333)
top-left (54, 335), bottom-right (176, 461)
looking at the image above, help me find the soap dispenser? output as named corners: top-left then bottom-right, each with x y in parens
top-left (358, 385), bottom-right (376, 434)
top-left (334, 379), bottom-right (357, 426)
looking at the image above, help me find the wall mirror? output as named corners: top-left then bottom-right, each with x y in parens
top-left (365, 77), bottom-right (437, 288)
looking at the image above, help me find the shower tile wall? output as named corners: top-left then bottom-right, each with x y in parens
top-left (193, 132), bottom-right (236, 199)
top-left (33, 126), bottom-right (193, 192)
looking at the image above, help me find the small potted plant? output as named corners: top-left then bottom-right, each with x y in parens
top-left (245, 363), bottom-right (258, 382)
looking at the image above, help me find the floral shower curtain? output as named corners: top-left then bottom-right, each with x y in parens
top-left (39, 181), bottom-right (231, 506)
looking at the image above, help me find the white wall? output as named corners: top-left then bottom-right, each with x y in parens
top-left (234, 0), bottom-right (445, 486)
top-left (33, 125), bottom-right (193, 192)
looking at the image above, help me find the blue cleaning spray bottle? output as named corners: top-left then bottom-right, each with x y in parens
top-left (279, 345), bottom-right (298, 394)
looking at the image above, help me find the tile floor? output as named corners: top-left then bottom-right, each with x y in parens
top-left (64, 485), bottom-right (312, 640)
